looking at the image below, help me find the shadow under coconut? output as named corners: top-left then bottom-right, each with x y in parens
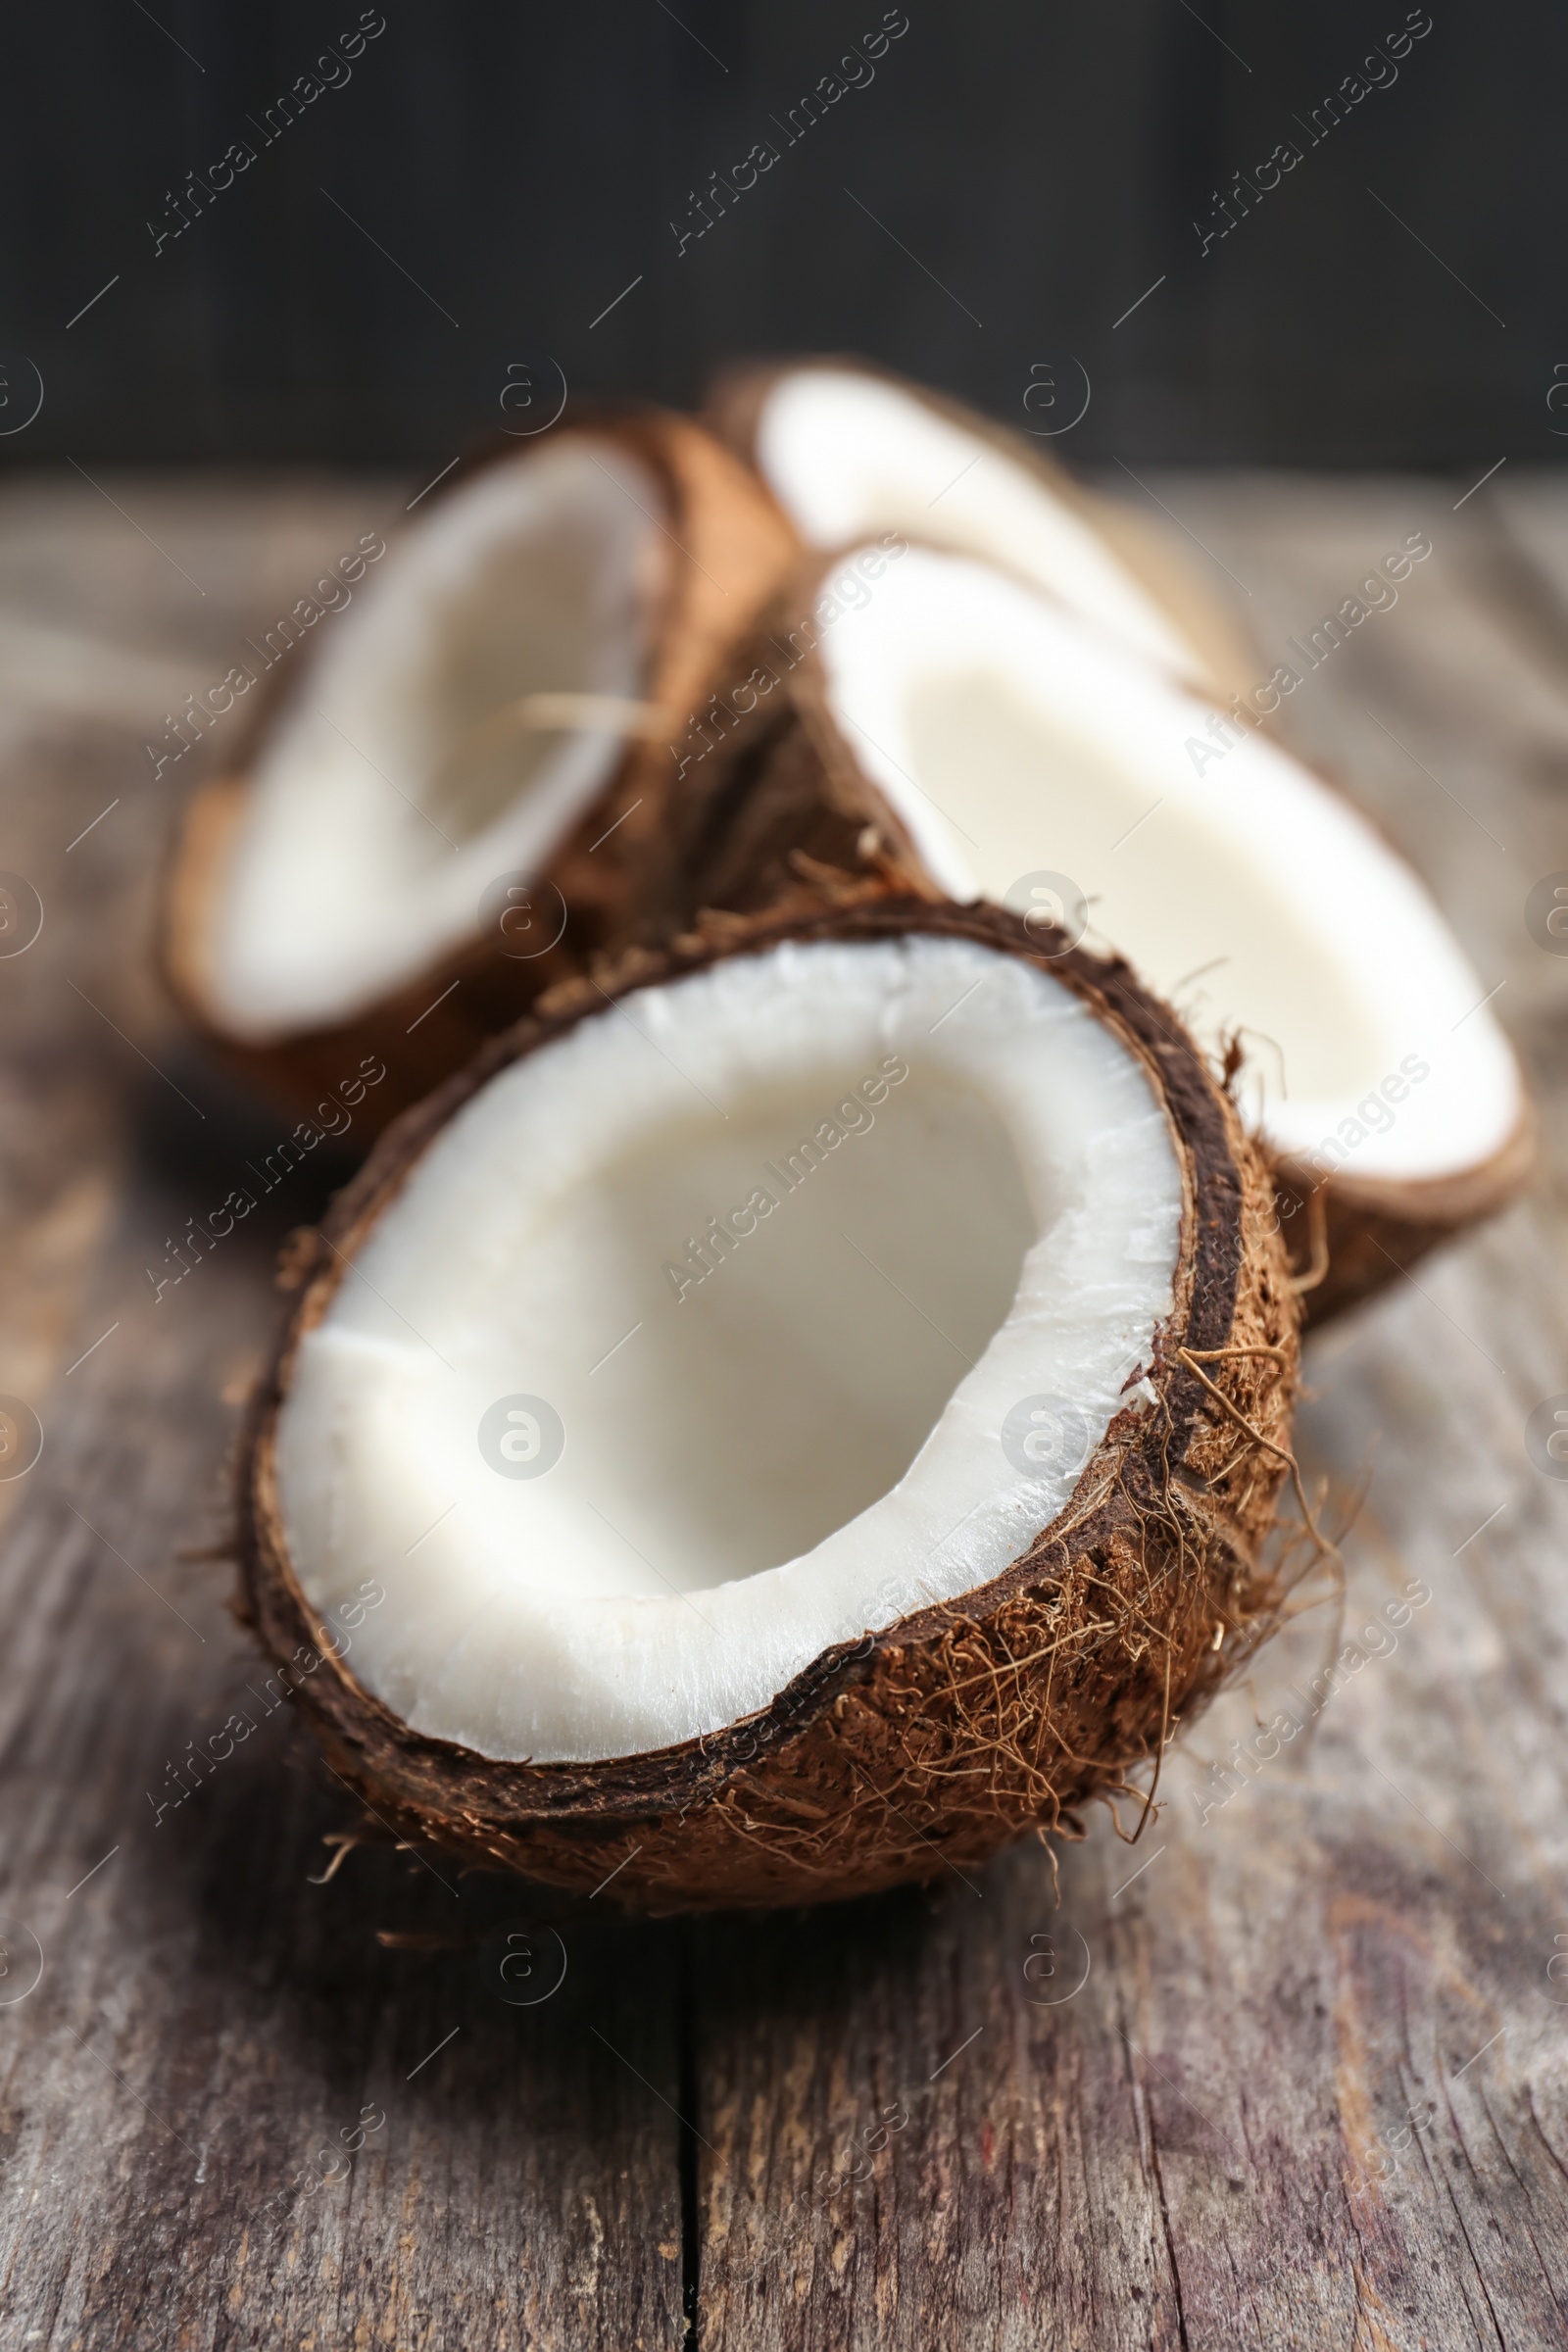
top-left (125, 1616), bottom-right (1163, 2316)
top-left (127, 1038), bottom-right (368, 1253)
top-left (138, 1705), bottom-right (692, 2196)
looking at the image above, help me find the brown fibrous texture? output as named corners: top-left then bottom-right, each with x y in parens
top-left (1270, 1122), bottom-right (1536, 1324)
top-left (238, 899), bottom-right (1302, 1912)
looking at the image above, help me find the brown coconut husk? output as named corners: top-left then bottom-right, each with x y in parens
top-left (704, 354), bottom-right (1262, 708)
top-left (1269, 1128), bottom-right (1536, 1323)
top-left (162, 404), bottom-right (800, 1140)
top-left (237, 897), bottom-right (1302, 1913)
top-left (662, 556), bottom-right (1532, 1330)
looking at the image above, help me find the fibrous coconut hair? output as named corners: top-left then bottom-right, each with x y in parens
top-left (238, 899), bottom-right (1299, 1912)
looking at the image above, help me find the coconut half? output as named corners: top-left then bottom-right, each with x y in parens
top-left (672, 546), bottom-right (1532, 1325)
top-left (163, 408), bottom-right (797, 1130)
top-left (707, 356), bottom-right (1258, 697)
top-left (240, 902), bottom-right (1297, 1911)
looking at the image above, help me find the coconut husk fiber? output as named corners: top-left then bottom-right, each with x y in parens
top-left (238, 897), bottom-right (1301, 1913)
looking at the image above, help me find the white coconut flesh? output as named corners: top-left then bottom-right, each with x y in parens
top-left (276, 934), bottom-right (1183, 1763)
top-left (750, 365), bottom-right (1198, 678)
top-left (815, 549), bottom-right (1523, 1186)
top-left (201, 440), bottom-right (669, 1042)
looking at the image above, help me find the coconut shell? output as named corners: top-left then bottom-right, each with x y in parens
top-left (162, 404), bottom-right (800, 1139)
top-left (662, 561), bottom-right (1533, 1329)
top-left (1268, 1127), bottom-right (1536, 1325)
top-left (238, 898), bottom-right (1300, 1913)
top-left (705, 355), bottom-right (1262, 707)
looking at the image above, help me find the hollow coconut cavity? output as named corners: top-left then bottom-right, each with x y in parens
top-left (163, 408), bottom-right (798, 1131)
top-left (242, 904), bottom-right (1298, 1912)
top-left (708, 357), bottom-right (1257, 696)
top-left (674, 544), bottom-right (1531, 1325)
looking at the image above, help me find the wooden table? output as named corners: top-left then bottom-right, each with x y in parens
top-left (1, 466), bottom-right (1566, 2350)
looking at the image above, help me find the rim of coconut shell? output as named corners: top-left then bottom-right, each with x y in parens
top-left (665, 540), bottom-right (1533, 1335)
top-left (160, 401), bottom-right (799, 1139)
top-left (703, 352), bottom-right (1262, 705)
top-left (236, 896), bottom-right (1301, 1912)
top-left (1269, 1119), bottom-right (1537, 1322)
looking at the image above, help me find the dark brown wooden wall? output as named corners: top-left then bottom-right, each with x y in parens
top-left (0, 0), bottom-right (1562, 466)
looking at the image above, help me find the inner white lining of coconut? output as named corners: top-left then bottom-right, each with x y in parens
top-left (202, 439), bottom-right (666, 1041)
top-left (752, 366), bottom-right (1198, 677)
top-left (277, 934), bottom-right (1182, 1763)
top-left (814, 548), bottom-right (1522, 1183)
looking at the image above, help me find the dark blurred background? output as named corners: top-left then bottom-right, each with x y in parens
top-left (1, 0), bottom-right (1560, 470)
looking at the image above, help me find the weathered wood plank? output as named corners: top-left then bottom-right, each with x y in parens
top-left (0, 1190), bottom-right (687, 2352)
top-left (690, 476), bottom-right (1568, 2349)
top-left (4, 471), bottom-right (1568, 2349)
top-left (0, 483), bottom-right (685, 2352)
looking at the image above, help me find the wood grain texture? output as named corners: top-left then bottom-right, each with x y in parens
top-left (1, 468), bottom-right (1567, 2348)
top-left (0, 480), bottom-right (684, 2352)
top-left (688, 470), bottom-right (1568, 2350)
